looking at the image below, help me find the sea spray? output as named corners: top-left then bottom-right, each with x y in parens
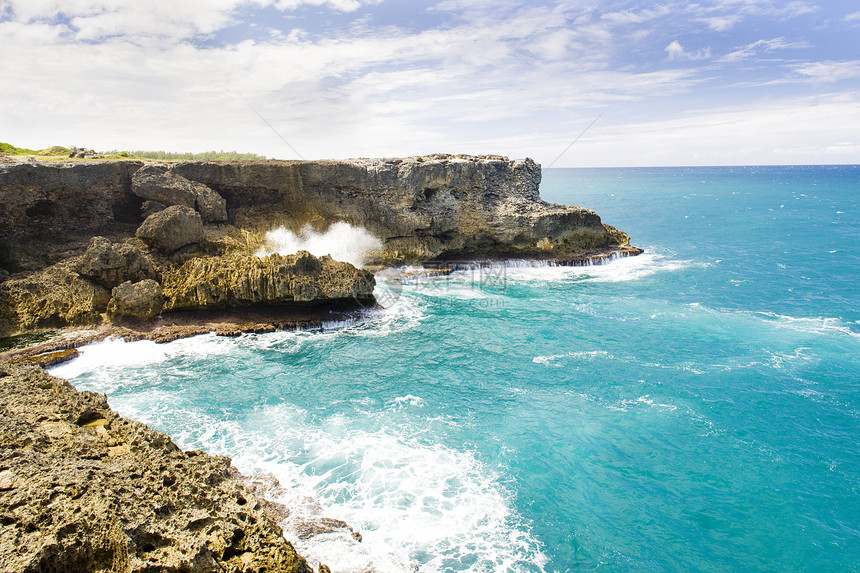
top-left (257, 222), bottom-right (383, 268)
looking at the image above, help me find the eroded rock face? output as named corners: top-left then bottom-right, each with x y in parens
top-left (171, 154), bottom-right (631, 263)
top-left (136, 205), bottom-right (205, 253)
top-left (107, 279), bottom-right (163, 320)
top-left (0, 362), bottom-right (313, 573)
top-left (133, 165), bottom-right (228, 223)
top-left (0, 261), bottom-right (110, 336)
top-left (75, 236), bottom-right (159, 289)
top-left (161, 251), bottom-right (375, 311)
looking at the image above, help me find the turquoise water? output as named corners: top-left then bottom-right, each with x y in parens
top-left (53, 166), bottom-right (860, 572)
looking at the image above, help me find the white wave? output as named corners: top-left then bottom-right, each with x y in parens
top-left (49, 333), bottom-right (239, 381)
top-left (425, 251), bottom-right (691, 286)
top-left (607, 395), bottom-right (678, 413)
top-left (256, 222), bottom-right (383, 268)
top-left (753, 312), bottom-right (860, 339)
top-left (533, 350), bottom-right (614, 367)
top-left (109, 401), bottom-right (546, 573)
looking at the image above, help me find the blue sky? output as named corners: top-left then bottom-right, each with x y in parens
top-left (1, 0), bottom-right (858, 166)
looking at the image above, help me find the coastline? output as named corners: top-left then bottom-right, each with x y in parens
top-left (0, 155), bottom-right (642, 571)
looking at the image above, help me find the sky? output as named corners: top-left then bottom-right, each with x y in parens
top-left (1, 0), bottom-right (858, 167)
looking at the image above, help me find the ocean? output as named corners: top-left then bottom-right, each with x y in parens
top-left (52, 165), bottom-right (860, 572)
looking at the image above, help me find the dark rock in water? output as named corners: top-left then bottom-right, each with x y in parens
top-left (0, 362), bottom-right (314, 573)
top-left (136, 205), bottom-right (205, 253)
top-left (107, 279), bottom-right (163, 320)
top-left (133, 165), bottom-right (228, 223)
top-left (161, 251), bottom-right (375, 311)
top-left (75, 236), bottom-right (159, 289)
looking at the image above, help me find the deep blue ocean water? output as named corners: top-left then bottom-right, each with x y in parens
top-left (53, 166), bottom-right (860, 572)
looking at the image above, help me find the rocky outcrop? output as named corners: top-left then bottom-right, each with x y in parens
top-left (75, 237), bottom-right (159, 289)
top-left (161, 251), bottom-right (375, 311)
top-left (0, 262), bottom-right (111, 335)
top-left (107, 279), bottom-right (163, 320)
top-left (0, 362), bottom-right (314, 573)
top-left (0, 155), bottom-right (638, 336)
top-left (0, 155), bottom-right (636, 274)
top-left (135, 205), bottom-right (205, 253)
top-left (132, 165), bottom-right (228, 223)
top-left (171, 154), bottom-right (633, 264)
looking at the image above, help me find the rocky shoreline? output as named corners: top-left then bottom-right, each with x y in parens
top-left (0, 154), bottom-right (641, 571)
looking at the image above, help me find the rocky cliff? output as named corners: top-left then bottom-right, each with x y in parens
top-left (0, 362), bottom-right (316, 573)
top-left (0, 154), bottom-right (638, 337)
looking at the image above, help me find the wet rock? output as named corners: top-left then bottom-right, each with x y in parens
top-left (107, 279), bottom-right (163, 320)
top-left (75, 236), bottom-right (159, 289)
top-left (0, 363), bottom-right (314, 573)
top-left (136, 205), bottom-right (204, 253)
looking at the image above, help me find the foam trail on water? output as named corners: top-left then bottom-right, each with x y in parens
top-left (256, 222), bottom-right (383, 268)
top-left (93, 401), bottom-right (547, 573)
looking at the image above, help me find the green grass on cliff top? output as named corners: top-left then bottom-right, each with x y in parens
top-left (1, 141), bottom-right (268, 161)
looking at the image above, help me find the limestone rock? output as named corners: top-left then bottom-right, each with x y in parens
top-left (136, 205), bottom-right (204, 253)
top-left (0, 362), bottom-right (314, 573)
top-left (0, 261), bottom-right (110, 337)
top-left (132, 165), bottom-right (228, 223)
top-left (161, 251), bottom-right (375, 311)
top-left (172, 154), bottom-right (630, 264)
top-left (75, 236), bottom-right (159, 289)
top-left (107, 279), bottom-right (163, 320)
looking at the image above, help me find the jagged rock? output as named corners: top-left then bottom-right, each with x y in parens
top-left (107, 279), bottom-right (163, 320)
top-left (132, 165), bottom-right (228, 223)
top-left (0, 362), bottom-right (314, 573)
top-left (0, 261), bottom-right (110, 337)
top-left (136, 205), bottom-right (205, 253)
top-left (75, 236), bottom-right (159, 289)
top-left (160, 251), bottom-right (375, 311)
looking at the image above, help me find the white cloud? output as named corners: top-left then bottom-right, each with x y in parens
top-left (844, 11), bottom-right (860, 23)
top-left (698, 15), bottom-right (741, 31)
top-left (546, 93), bottom-right (860, 167)
top-left (719, 37), bottom-right (806, 62)
top-left (793, 61), bottom-right (860, 83)
top-left (665, 40), bottom-right (711, 60)
top-left (1, 0), bottom-right (857, 168)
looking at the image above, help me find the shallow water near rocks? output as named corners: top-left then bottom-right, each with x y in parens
top-left (54, 166), bottom-right (860, 572)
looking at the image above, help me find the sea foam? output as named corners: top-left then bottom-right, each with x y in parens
top-left (256, 222), bottom-right (383, 268)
